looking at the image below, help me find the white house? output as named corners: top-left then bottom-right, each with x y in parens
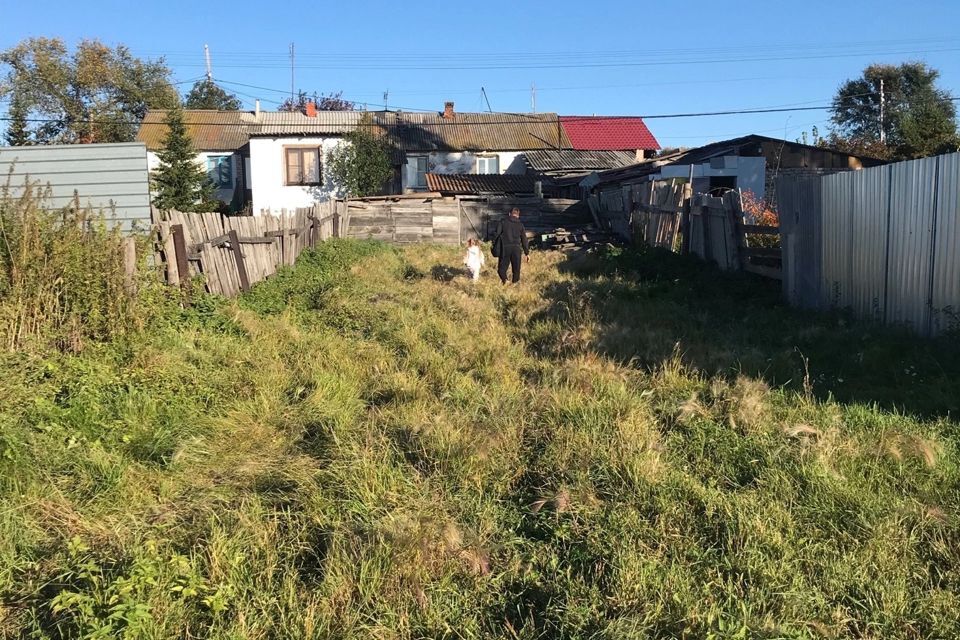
top-left (137, 110), bottom-right (250, 211)
top-left (246, 108), bottom-right (361, 214)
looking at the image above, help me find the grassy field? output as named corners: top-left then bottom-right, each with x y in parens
top-left (1, 239), bottom-right (958, 639)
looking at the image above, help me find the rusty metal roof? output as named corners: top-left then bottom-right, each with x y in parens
top-left (249, 110), bottom-right (365, 136)
top-left (376, 112), bottom-right (570, 152)
top-left (136, 110), bottom-right (251, 151)
top-left (524, 149), bottom-right (638, 173)
top-left (426, 173), bottom-right (538, 195)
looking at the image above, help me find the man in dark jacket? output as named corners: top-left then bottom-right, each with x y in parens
top-left (494, 207), bottom-right (530, 284)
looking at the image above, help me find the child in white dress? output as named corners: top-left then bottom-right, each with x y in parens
top-left (463, 238), bottom-right (485, 281)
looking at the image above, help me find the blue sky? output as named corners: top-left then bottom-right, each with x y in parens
top-left (3, 0), bottom-right (959, 147)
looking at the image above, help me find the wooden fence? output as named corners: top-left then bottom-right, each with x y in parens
top-left (631, 180), bottom-right (688, 250)
top-left (593, 179), bottom-right (781, 278)
top-left (688, 192), bottom-right (782, 278)
top-left (155, 203), bottom-right (338, 297)
top-left (333, 196), bottom-right (586, 245)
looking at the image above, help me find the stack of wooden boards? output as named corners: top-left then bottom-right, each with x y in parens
top-left (530, 225), bottom-right (621, 250)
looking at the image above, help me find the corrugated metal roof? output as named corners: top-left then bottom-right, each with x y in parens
top-left (525, 149), bottom-right (637, 172)
top-left (249, 110), bottom-right (365, 136)
top-left (137, 110), bottom-right (250, 151)
top-left (559, 116), bottom-right (659, 151)
top-left (668, 134), bottom-right (888, 166)
top-left (425, 173), bottom-right (537, 195)
top-left (378, 112), bottom-right (570, 152)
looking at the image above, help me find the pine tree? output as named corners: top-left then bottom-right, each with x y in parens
top-left (4, 92), bottom-right (31, 146)
top-left (151, 107), bottom-right (219, 212)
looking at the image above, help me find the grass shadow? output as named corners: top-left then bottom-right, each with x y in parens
top-left (430, 264), bottom-right (462, 283)
top-left (536, 246), bottom-right (960, 419)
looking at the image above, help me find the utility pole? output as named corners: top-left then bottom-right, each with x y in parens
top-left (383, 89), bottom-right (389, 111)
top-left (204, 44), bottom-right (212, 81)
top-left (879, 78), bottom-right (886, 144)
top-left (289, 43), bottom-right (295, 104)
top-left (531, 82), bottom-right (536, 113)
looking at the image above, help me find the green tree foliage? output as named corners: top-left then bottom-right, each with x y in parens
top-left (4, 91), bottom-right (31, 146)
top-left (184, 79), bottom-right (242, 110)
top-left (151, 108), bottom-right (219, 212)
top-left (0, 37), bottom-right (179, 144)
top-left (830, 62), bottom-right (959, 160)
top-left (326, 117), bottom-right (393, 197)
top-left (279, 90), bottom-right (355, 112)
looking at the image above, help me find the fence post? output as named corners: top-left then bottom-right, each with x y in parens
top-left (170, 223), bottom-right (191, 299)
top-left (726, 190), bottom-right (744, 271)
top-left (701, 201), bottom-right (713, 263)
top-left (122, 236), bottom-right (137, 295)
top-left (227, 229), bottom-right (251, 293)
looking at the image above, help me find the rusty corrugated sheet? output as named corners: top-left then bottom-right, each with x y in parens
top-left (136, 110), bottom-right (250, 151)
top-left (425, 173), bottom-right (537, 195)
top-left (377, 112), bottom-right (571, 152)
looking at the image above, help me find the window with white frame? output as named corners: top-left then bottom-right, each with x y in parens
top-left (476, 155), bottom-right (499, 174)
top-left (284, 147), bottom-right (322, 186)
top-left (207, 155), bottom-right (233, 188)
top-left (411, 156), bottom-right (428, 188)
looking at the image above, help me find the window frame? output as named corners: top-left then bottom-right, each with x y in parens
top-left (207, 155), bottom-right (233, 189)
top-left (475, 155), bottom-right (499, 175)
top-left (284, 146), bottom-right (323, 187)
top-left (410, 155), bottom-right (428, 189)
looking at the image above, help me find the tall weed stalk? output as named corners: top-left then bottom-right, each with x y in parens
top-left (0, 180), bottom-right (148, 352)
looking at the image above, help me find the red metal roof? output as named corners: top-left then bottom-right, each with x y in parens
top-left (559, 116), bottom-right (659, 151)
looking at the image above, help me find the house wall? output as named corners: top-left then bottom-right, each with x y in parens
top-left (659, 156), bottom-right (766, 198)
top-left (147, 150), bottom-right (246, 209)
top-left (249, 136), bottom-right (348, 215)
top-left (401, 151), bottom-right (525, 192)
top-left (0, 142), bottom-right (151, 232)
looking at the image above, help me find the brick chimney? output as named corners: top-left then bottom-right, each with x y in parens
top-left (305, 101), bottom-right (317, 117)
top-left (443, 101), bottom-right (455, 119)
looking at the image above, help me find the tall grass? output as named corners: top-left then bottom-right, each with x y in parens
top-left (0, 239), bottom-right (957, 638)
top-left (0, 182), bottom-right (154, 353)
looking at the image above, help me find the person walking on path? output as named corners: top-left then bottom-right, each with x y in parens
top-left (494, 207), bottom-right (530, 284)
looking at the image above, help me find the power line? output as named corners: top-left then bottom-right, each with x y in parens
top-left (214, 78), bottom-right (882, 118)
top-left (3, 99), bottom-right (955, 128)
top-left (147, 45), bottom-right (960, 71)
top-left (140, 36), bottom-right (960, 66)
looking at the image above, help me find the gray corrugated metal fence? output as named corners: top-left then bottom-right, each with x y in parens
top-left (779, 152), bottom-right (960, 336)
top-left (0, 142), bottom-right (151, 232)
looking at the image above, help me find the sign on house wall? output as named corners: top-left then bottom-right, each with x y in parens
top-left (0, 142), bottom-right (152, 232)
